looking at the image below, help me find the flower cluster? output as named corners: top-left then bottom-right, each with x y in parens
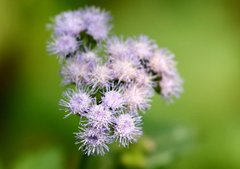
top-left (47, 6), bottom-right (183, 156)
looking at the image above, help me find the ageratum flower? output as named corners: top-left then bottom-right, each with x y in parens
top-left (148, 48), bottom-right (183, 101)
top-left (47, 6), bottom-right (183, 156)
top-left (47, 35), bottom-right (79, 57)
top-left (82, 7), bottom-right (111, 40)
top-left (149, 48), bottom-right (178, 76)
top-left (52, 10), bottom-right (86, 36)
top-left (61, 57), bottom-right (91, 85)
top-left (107, 37), bottom-right (133, 60)
top-left (75, 127), bottom-right (111, 156)
top-left (135, 69), bottom-right (156, 88)
top-left (60, 88), bottom-right (93, 117)
top-left (89, 64), bottom-right (112, 88)
top-left (76, 51), bottom-right (100, 69)
top-left (101, 89), bottom-right (125, 111)
top-left (86, 104), bottom-right (113, 129)
top-left (123, 84), bottom-right (154, 112)
top-left (130, 35), bottom-right (157, 60)
top-left (114, 114), bottom-right (142, 147)
top-left (107, 57), bottom-right (140, 83)
top-left (160, 74), bottom-right (183, 101)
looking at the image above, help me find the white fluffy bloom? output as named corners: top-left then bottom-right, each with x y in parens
top-left (89, 65), bottom-right (112, 87)
top-left (77, 51), bottom-right (100, 70)
top-left (101, 90), bottom-right (125, 110)
top-left (53, 11), bottom-right (86, 36)
top-left (107, 37), bottom-right (132, 59)
top-left (61, 57), bottom-right (91, 85)
top-left (135, 69), bottom-right (156, 88)
top-left (123, 84), bottom-right (153, 112)
top-left (108, 58), bottom-right (139, 82)
top-left (130, 35), bottom-right (157, 59)
top-left (48, 35), bottom-right (79, 57)
top-left (114, 114), bottom-right (142, 147)
top-left (149, 48), bottom-right (177, 76)
top-left (82, 7), bottom-right (111, 40)
top-left (160, 74), bottom-right (183, 101)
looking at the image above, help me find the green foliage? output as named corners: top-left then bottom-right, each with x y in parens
top-left (12, 148), bottom-right (64, 169)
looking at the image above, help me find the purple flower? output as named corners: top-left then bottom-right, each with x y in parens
top-left (76, 51), bottom-right (100, 69)
top-left (47, 6), bottom-right (184, 156)
top-left (134, 69), bottom-right (156, 88)
top-left (48, 35), bottom-right (79, 57)
top-left (86, 104), bottom-right (113, 129)
top-left (107, 58), bottom-right (140, 83)
top-left (52, 10), bottom-right (86, 36)
top-left (101, 89), bottom-right (125, 110)
top-left (130, 35), bottom-right (157, 60)
top-left (114, 114), bottom-right (142, 147)
top-left (60, 88), bottom-right (93, 117)
top-left (76, 127), bottom-right (111, 156)
top-left (89, 65), bottom-right (112, 88)
top-left (149, 48), bottom-right (177, 76)
top-left (106, 37), bottom-right (133, 60)
top-left (160, 74), bottom-right (183, 101)
top-left (82, 7), bottom-right (111, 40)
top-left (123, 84), bottom-right (153, 112)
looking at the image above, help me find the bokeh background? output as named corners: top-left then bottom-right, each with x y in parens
top-left (0, 0), bottom-right (240, 169)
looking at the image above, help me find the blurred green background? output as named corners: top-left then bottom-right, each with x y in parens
top-left (0, 0), bottom-right (240, 169)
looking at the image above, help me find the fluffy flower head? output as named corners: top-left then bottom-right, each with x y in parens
top-left (53, 11), bottom-right (86, 36)
top-left (130, 35), bottom-right (156, 59)
top-left (124, 84), bottom-right (153, 112)
top-left (102, 90), bottom-right (125, 110)
top-left (86, 104), bottom-right (113, 129)
top-left (160, 74), bottom-right (183, 101)
top-left (60, 88), bottom-right (93, 117)
top-left (76, 127), bottom-right (110, 156)
top-left (89, 65), bottom-right (112, 87)
top-left (114, 114), bottom-right (142, 147)
top-left (149, 48), bottom-right (177, 76)
top-left (82, 7), bottom-right (111, 40)
top-left (61, 58), bottom-right (91, 85)
top-left (107, 37), bottom-right (132, 59)
top-left (48, 35), bottom-right (79, 57)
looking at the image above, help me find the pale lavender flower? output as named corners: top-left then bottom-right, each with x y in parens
top-left (48, 35), bottom-right (79, 57)
top-left (76, 127), bottom-right (110, 156)
top-left (89, 65), bottom-right (112, 88)
top-left (47, 6), bottom-right (184, 156)
top-left (87, 21), bottom-right (110, 41)
top-left (60, 88), bottom-right (93, 117)
top-left (160, 74), bottom-right (183, 101)
top-left (101, 89), bottom-right (125, 110)
top-left (106, 37), bottom-right (133, 60)
top-left (135, 69), bottom-right (156, 88)
top-left (130, 35), bottom-right (157, 60)
top-left (86, 104), bottom-right (113, 129)
top-left (61, 57), bottom-right (91, 85)
top-left (114, 114), bottom-right (142, 147)
top-left (107, 57), bottom-right (140, 83)
top-left (82, 7), bottom-right (111, 40)
top-left (76, 51), bottom-right (100, 69)
top-left (149, 48), bottom-right (177, 76)
top-left (123, 84), bottom-right (154, 112)
top-left (52, 10), bottom-right (86, 36)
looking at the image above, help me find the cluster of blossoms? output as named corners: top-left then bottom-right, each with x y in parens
top-left (47, 6), bottom-right (183, 156)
